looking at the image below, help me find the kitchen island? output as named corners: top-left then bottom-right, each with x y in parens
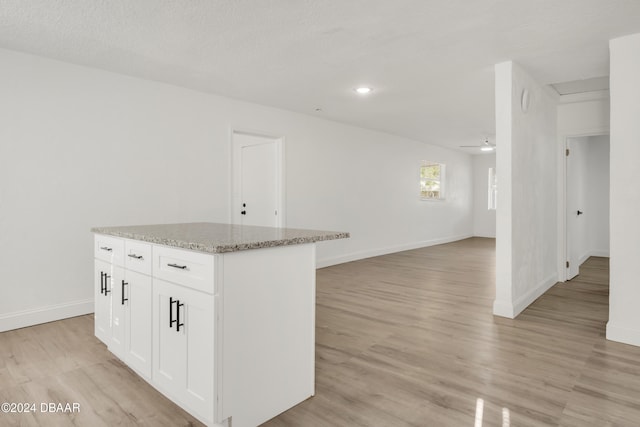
top-left (91, 222), bottom-right (348, 427)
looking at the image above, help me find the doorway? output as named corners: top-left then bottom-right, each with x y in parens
top-left (565, 135), bottom-right (610, 280)
top-left (231, 131), bottom-right (284, 227)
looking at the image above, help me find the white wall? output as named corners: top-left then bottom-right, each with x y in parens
top-left (558, 98), bottom-right (610, 135)
top-left (606, 33), bottom-right (640, 347)
top-left (0, 48), bottom-right (473, 331)
top-left (472, 154), bottom-right (496, 238)
top-left (494, 61), bottom-right (558, 318)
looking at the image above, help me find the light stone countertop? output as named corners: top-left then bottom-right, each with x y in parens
top-left (91, 222), bottom-right (349, 254)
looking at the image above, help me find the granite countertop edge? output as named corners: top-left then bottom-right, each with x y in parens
top-left (91, 226), bottom-right (349, 254)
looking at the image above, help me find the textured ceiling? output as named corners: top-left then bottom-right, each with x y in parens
top-left (1, 0), bottom-right (639, 151)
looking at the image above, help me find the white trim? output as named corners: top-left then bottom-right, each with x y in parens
top-left (492, 299), bottom-right (515, 318)
top-left (557, 128), bottom-right (609, 282)
top-left (230, 129), bottom-right (286, 228)
top-left (578, 250), bottom-right (610, 266)
top-left (493, 274), bottom-right (557, 319)
top-left (607, 321), bottom-right (640, 347)
top-left (0, 299), bottom-right (94, 332)
top-left (578, 252), bottom-right (591, 267)
top-left (513, 274), bottom-right (558, 316)
top-left (558, 90), bottom-right (610, 104)
top-left (316, 234), bottom-right (473, 268)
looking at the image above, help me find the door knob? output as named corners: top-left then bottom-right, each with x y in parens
top-left (577, 210), bottom-right (583, 216)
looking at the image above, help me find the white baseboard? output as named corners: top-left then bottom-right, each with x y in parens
top-left (493, 273), bottom-right (558, 319)
top-left (578, 250), bottom-right (610, 266)
top-left (473, 233), bottom-right (496, 239)
top-left (316, 234), bottom-right (473, 268)
top-left (493, 299), bottom-right (515, 318)
top-left (606, 321), bottom-right (640, 347)
top-left (578, 252), bottom-right (591, 266)
top-left (0, 299), bottom-right (94, 332)
top-left (590, 250), bottom-right (610, 258)
top-left (512, 273), bottom-right (558, 317)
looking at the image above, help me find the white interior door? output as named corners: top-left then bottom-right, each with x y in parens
top-left (232, 132), bottom-right (282, 227)
top-left (566, 138), bottom-right (588, 280)
top-left (566, 138), bottom-right (580, 280)
top-left (565, 135), bottom-right (611, 281)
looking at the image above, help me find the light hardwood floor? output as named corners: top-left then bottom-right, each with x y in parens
top-left (2, 238), bottom-right (638, 426)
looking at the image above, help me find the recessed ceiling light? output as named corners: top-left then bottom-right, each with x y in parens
top-left (354, 87), bottom-right (373, 95)
top-left (481, 146), bottom-right (494, 152)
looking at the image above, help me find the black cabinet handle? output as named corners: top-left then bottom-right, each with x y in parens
top-left (577, 210), bottom-right (584, 216)
top-left (168, 297), bottom-right (185, 331)
top-left (100, 272), bottom-right (105, 294)
top-left (121, 280), bottom-right (128, 305)
top-left (241, 210), bottom-right (247, 215)
top-left (176, 301), bottom-right (185, 332)
top-left (170, 297), bottom-right (177, 328)
top-left (168, 263), bottom-right (187, 270)
top-left (100, 246), bottom-right (113, 252)
top-left (104, 274), bottom-right (111, 295)
top-left (128, 254), bottom-right (143, 260)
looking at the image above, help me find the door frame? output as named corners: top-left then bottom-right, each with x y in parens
top-left (557, 128), bottom-right (609, 282)
top-left (229, 128), bottom-right (285, 227)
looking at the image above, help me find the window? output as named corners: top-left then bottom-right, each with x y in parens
top-left (420, 162), bottom-right (445, 200)
top-left (488, 167), bottom-right (497, 210)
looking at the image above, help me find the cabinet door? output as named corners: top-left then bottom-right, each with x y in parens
top-left (153, 279), bottom-right (215, 423)
top-left (109, 265), bottom-right (126, 358)
top-left (125, 270), bottom-right (152, 379)
top-left (94, 259), bottom-right (112, 344)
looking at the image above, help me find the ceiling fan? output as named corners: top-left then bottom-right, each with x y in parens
top-left (460, 138), bottom-right (495, 152)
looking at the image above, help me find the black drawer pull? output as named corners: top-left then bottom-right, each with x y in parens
top-left (121, 280), bottom-right (128, 305)
top-left (168, 263), bottom-right (187, 270)
top-left (169, 297), bottom-right (185, 331)
top-left (170, 297), bottom-right (177, 328)
top-left (104, 274), bottom-right (111, 295)
top-left (176, 301), bottom-right (185, 332)
top-left (99, 246), bottom-right (113, 252)
top-left (128, 254), bottom-right (143, 260)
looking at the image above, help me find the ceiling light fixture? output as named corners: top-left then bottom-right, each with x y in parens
top-left (354, 87), bottom-right (373, 94)
top-left (481, 146), bottom-right (494, 152)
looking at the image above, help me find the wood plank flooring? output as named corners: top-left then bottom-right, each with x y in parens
top-left (265, 238), bottom-right (637, 426)
top-left (1, 238), bottom-right (638, 426)
top-left (0, 314), bottom-right (202, 426)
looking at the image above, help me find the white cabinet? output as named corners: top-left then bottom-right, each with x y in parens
top-left (94, 235), bottom-right (124, 345)
top-left (94, 237), bottom-right (153, 379)
top-left (93, 231), bottom-right (316, 427)
top-left (94, 259), bottom-right (112, 344)
top-left (95, 235), bottom-right (124, 265)
top-left (153, 245), bottom-right (215, 294)
top-left (124, 270), bottom-right (152, 379)
top-left (153, 278), bottom-right (215, 423)
top-left (109, 265), bottom-right (126, 358)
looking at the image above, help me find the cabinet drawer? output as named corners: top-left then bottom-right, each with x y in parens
top-left (95, 234), bottom-right (125, 266)
top-left (153, 246), bottom-right (215, 294)
top-left (125, 240), bottom-right (152, 275)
